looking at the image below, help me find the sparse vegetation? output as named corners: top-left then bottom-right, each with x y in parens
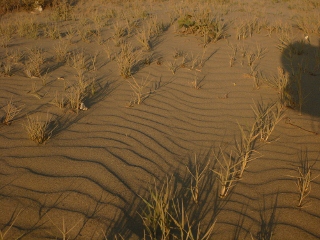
top-left (1, 98), bottom-right (23, 125)
top-left (116, 42), bottom-right (138, 78)
top-left (290, 149), bottom-right (319, 208)
top-left (213, 147), bottom-right (240, 198)
top-left (24, 113), bottom-right (56, 144)
top-left (186, 154), bottom-right (210, 204)
top-left (139, 175), bottom-right (216, 240)
top-left (177, 11), bottom-right (227, 45)
top-left (0, 0), bottom-right (319, 239)
top-left (24, 47), bottom-right (44, 78)
top-left (234, 121), bottom-right (259, 178)
top-left (126, 76), bottom-right (151, 107)
top-left (252, 99), bottom-right (284, 142)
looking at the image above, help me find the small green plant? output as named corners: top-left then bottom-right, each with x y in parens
top-left (177, 13), bottom-right (226, 45)
top-left (178, 14), bottom-right (196, 28)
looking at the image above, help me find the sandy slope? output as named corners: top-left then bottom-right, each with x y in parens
top-left (0, 0), bottom-right (320, 239)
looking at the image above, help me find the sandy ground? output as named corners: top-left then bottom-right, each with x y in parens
top-left (0, 0), bottom-right (320, 239)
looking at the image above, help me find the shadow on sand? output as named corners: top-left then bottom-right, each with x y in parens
top-left (281, 39), bottom-right (320, 117)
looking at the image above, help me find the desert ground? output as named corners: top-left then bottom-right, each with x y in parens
top-left (0, 0), bottom-right (320, 239)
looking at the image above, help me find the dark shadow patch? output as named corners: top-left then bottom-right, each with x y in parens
top-left (281, 39), bottom-right (320, 116)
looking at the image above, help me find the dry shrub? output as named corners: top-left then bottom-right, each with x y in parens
top-left (24, 113), bottom-right (56, 144)
top-left (0, 0), bottom-right (45, 13)
top-left (0, 0), bottom-right (75, 14)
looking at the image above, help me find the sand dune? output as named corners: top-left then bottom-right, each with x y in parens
top-left (0, 0), bottom-right (320, 239)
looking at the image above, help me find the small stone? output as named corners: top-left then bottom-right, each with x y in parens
top-left (79, 102), bottom-right (88, 111)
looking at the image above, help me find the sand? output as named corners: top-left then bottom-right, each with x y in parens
top-left (0, 0), bottom-right (320, 239)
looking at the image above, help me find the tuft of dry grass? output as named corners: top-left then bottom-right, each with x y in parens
top-left (139, 175), bottom-right (216, 239)
top-left (190, 72), bottom-right (204, 90)
top-left (1, 98), bottom-right (23, 125)
top-left (177, 10), bottom-right (227, 45)
top-left (234, 121), bottom-right (259, 178)
top-left (112, 21), bottom-right (127, 46)
top-left (263, 67), bottom-right (294, 108)
top-left (0, 208), bottom-right (23, 240)
top-left (48, 216), bottom-right (82, 240)
top-left (0, 59), bottom-right (13, 77)
top-left (16, 16), bottom-right (39, 39)
top-left (136, 27), bottom-right (151, 51)
top-left (67, 50), bottom-right (86, 76)
top-left (24, 113), bottom-right (56, 144)
top-left (53, 39), bottom-right (69, 62)
top-left (50, 0), bottom-right (73, 22)
top-left (126, 76), bottom-right (151, 107)
top-left (139, 177), bottom-right (174, 239)
top-left (186, 154), bottom-right (210, 204)
top-left (24, 47), bottom-right (44, 78)
top-left (116, 42), bottom-right (138, 78)
top-left (49, 91), bottom-right (66, 109)
top-left (289, 149), bottom-right (319, 208)
top-left (252, 99), bottom-right (284, 142)
top-left (165, 60), bottom-right (179, 75)
top-left (235, 17), bottom-right (258, 40)
top-left (294, 13), bottom-right (320, 35)
top-left (43, 22), bottom-right (60, 39)
top-left (212, 147), bottom-right (240, 198)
